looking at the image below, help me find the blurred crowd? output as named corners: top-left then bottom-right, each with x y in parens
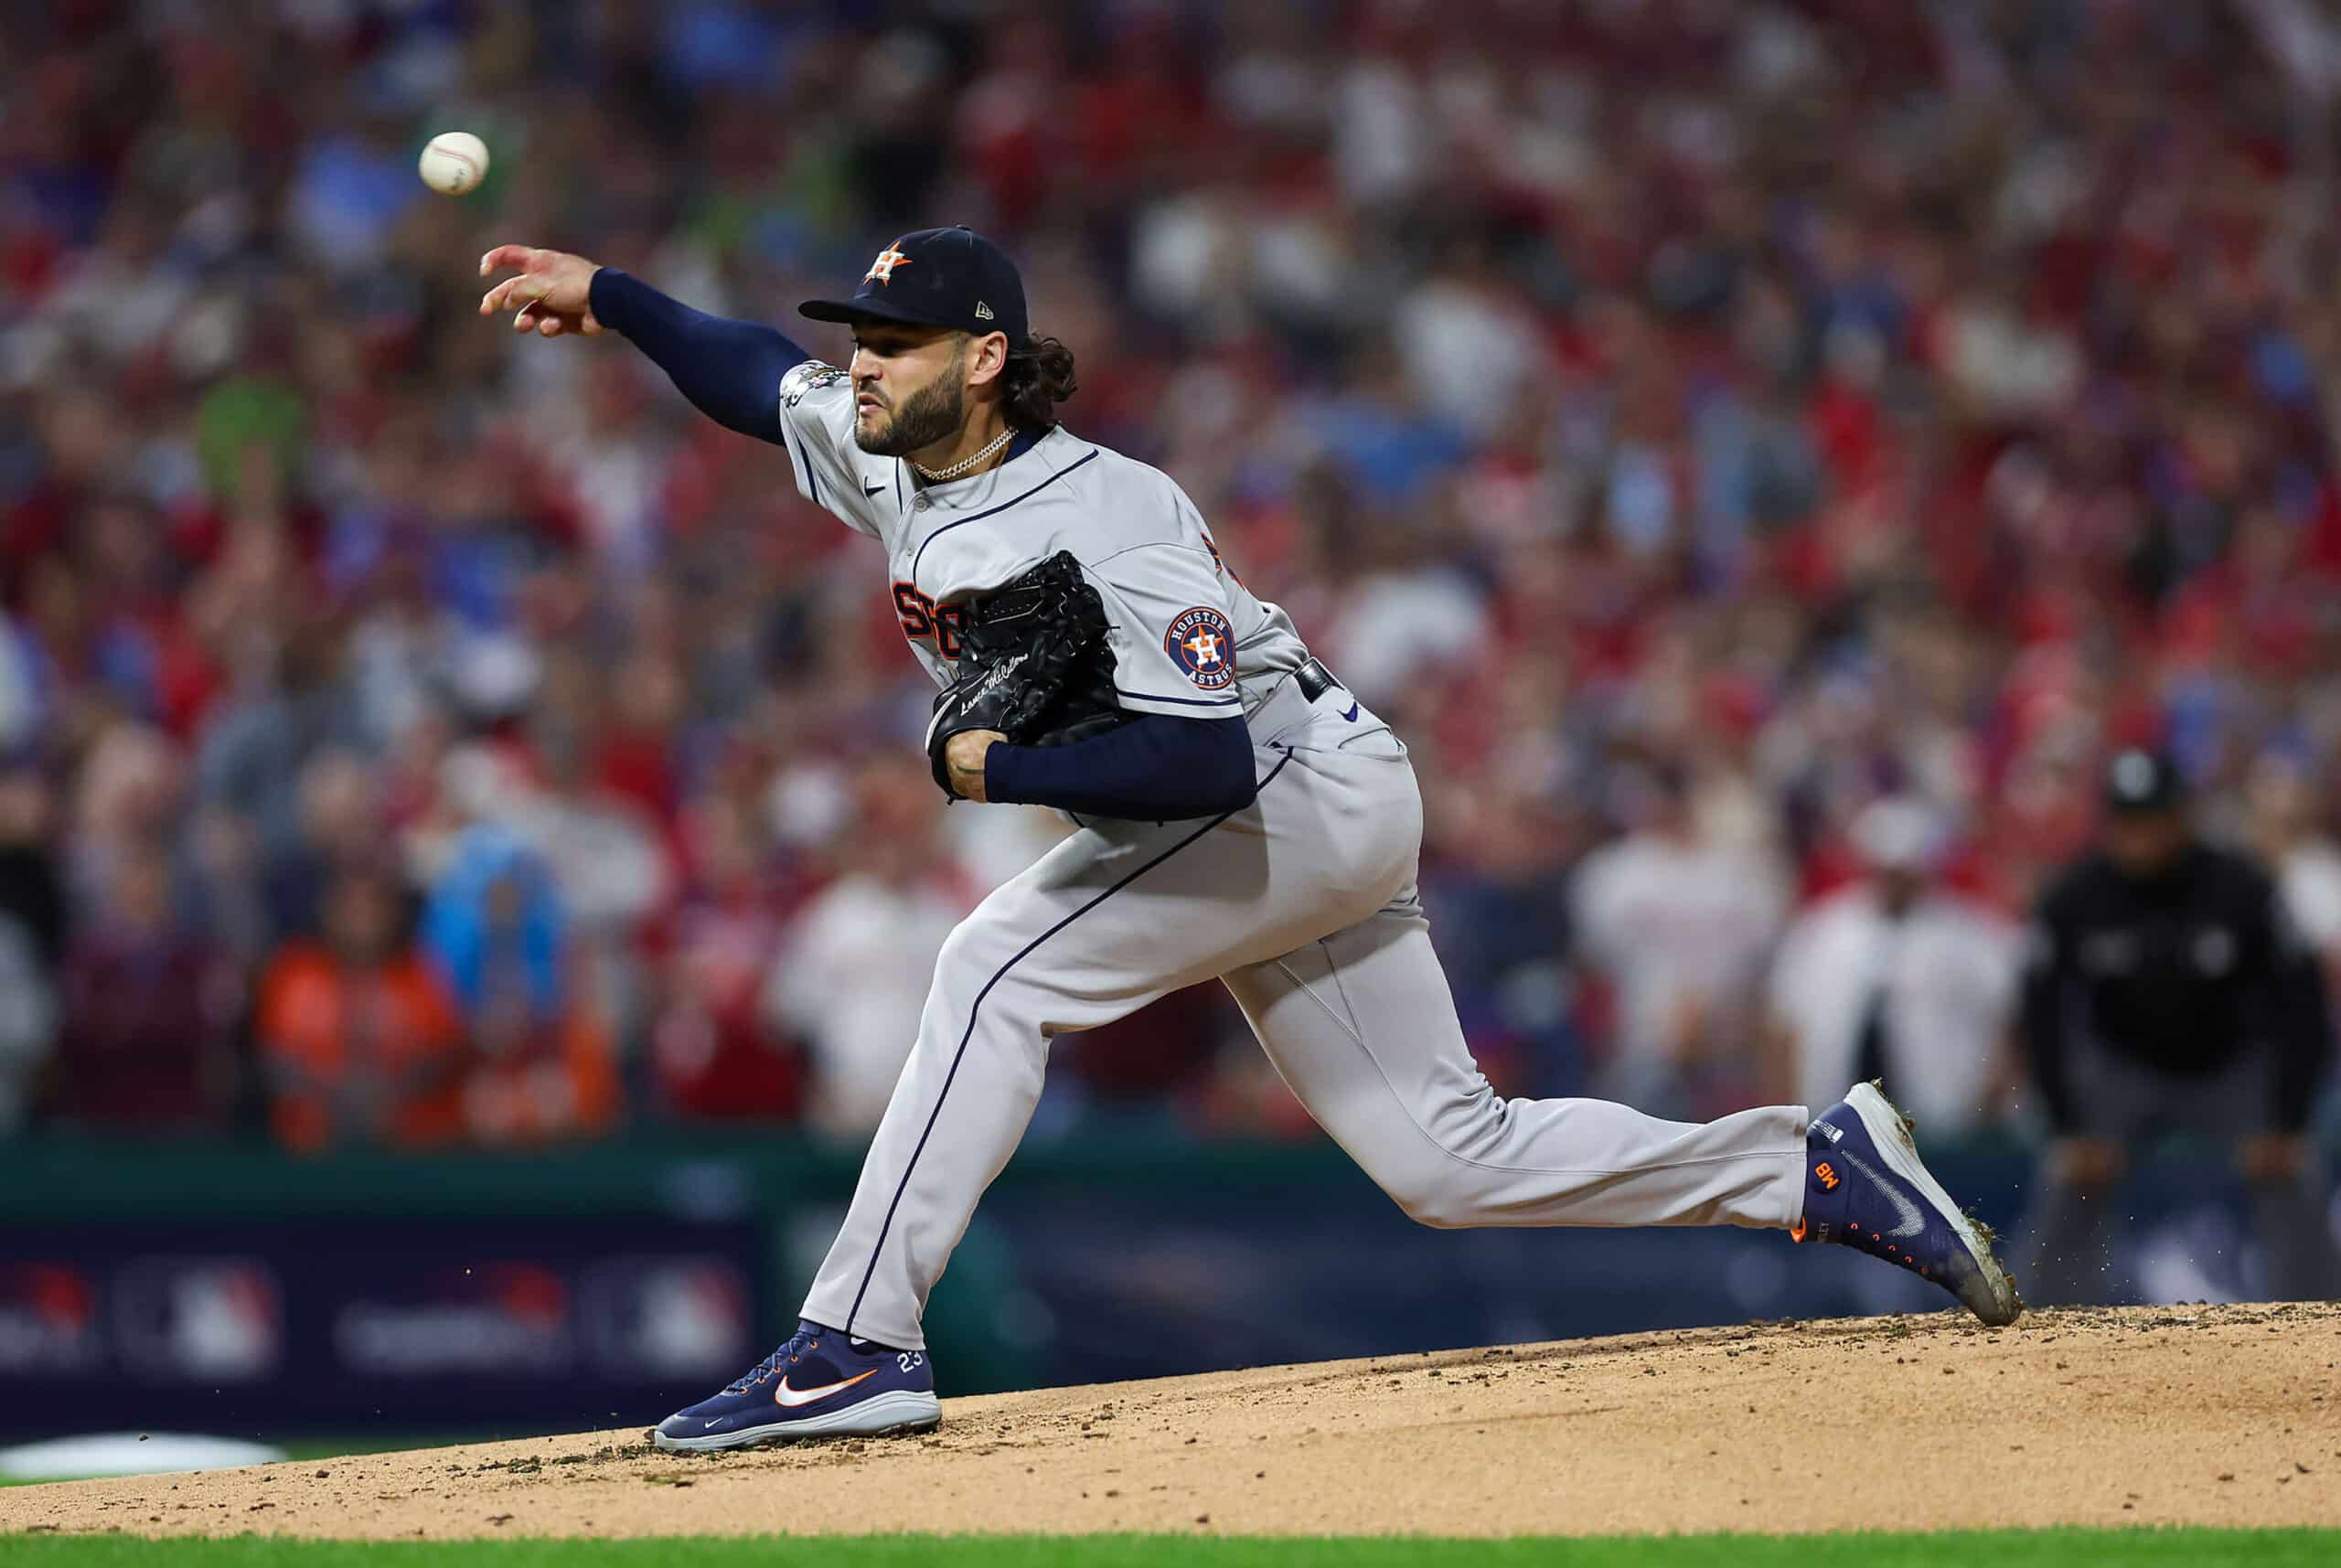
top-left (8, 0), bottom-right (2341, 1152)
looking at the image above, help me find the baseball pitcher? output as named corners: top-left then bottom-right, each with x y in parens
top-left (478, 227), bottom-right (2019, 1450)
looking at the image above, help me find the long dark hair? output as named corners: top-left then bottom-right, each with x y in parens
top-left (998, 334), bottom-right (1078, 433)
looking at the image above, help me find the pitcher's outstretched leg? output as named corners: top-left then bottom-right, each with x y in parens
top-left (1222, 900), bottom-right (1808, 1232)
top-left (1226, 899), bottom-right (2020, 1323)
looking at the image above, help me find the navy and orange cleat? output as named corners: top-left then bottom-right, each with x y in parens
top-left (1795, 1082), bottom-right (2022, 1327)
top-left (651, 1319), bottom-right (940, 1452)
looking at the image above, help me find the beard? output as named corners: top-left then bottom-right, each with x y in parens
top-left (854, 350), bottom-right (967, 457)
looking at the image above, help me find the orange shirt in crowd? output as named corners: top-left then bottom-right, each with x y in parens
top-left (257, 944), bottom-right (468, 1151)
top-left (458, 1011), bottom-right (623, 1146)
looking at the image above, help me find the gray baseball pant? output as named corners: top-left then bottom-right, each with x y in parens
top-left (800, 678), bottom-right (1812, 1349)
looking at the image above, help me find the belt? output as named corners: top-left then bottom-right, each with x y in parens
top-left (1250, 656), bottom-right (1346, 742)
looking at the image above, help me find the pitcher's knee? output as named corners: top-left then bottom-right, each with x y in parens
top-left (1399, 1196), bottom-right (1473, 1230)
top-left (1374, 1164), bottom-right (1476, 1230)
top-left (930, 908), bottom-right (1034, 1004)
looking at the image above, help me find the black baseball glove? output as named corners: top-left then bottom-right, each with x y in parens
top-left (925, 549), bottom-right (1128, 797)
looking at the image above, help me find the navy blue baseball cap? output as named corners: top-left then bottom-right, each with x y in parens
top-left (799, 226), bottom-right (1030, 346)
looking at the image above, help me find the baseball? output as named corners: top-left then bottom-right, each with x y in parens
top-left (419, 131), bottom-right (489, 197)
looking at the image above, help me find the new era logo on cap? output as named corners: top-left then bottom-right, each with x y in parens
top-left (2104, 747), bottom-right (2182, 813)
top-left (801, 226), bottom-right (1030, 346)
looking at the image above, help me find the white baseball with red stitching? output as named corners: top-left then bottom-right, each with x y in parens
top-left (418, 131), bottom-right (489, 196)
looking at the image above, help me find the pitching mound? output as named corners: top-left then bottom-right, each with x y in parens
top-left (5, 1303), bottom-right (2337, 1541)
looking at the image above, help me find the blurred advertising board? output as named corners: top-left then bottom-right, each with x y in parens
top-left (0, 1219), bottom-right (764, 1439)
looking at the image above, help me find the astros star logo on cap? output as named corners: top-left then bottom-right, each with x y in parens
top-left (864, 244), bottom-right (913, 284)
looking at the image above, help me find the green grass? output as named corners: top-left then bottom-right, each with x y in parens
top-left (2, 1531), bottom-right (2335, 1566)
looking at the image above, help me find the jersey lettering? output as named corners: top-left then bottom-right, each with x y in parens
top-left (778, 421), bottom-right (1312, 712)
top-left (892, 581), bottom-right (966, 659)
top-left (1199, 531), bottom-right (1246, 590)
top-left (892, 581), bottom-right (932, 639)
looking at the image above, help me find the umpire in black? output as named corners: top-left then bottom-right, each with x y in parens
top-left (2018, 748), bottom-right (2340, 1302)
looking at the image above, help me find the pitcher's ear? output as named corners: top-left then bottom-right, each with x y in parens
top-left (966, 330), bottom-right (1010, 389)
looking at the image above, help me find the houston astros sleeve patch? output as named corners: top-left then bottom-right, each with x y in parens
top-left (1165, 605), bottom-right (1237, 691)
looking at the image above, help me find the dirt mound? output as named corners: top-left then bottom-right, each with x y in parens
top-left (5, 1303), bottom-right (2337, 1540)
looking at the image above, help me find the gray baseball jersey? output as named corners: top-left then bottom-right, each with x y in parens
top-left (771, 354), bottom-right (1811, 1351)
top-left (776, 358), bottom-right (1309, 719)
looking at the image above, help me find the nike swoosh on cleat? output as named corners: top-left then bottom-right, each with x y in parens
top-left (1342, 701), bottom-right (1359, 721)
top-left (775, 1367), bottom-right (879, 1408)
top-left (863, 483), bottom-right (885, 496)
top-left (1842, 1148), bottom-right (1927, 1238)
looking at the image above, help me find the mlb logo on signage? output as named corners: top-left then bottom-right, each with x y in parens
top-left (114, 1258), bottom-right (283, 1382)
top-left (582, 1258), bottom-right (754, 1379)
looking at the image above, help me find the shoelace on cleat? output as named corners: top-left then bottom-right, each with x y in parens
top-left (1839, 1221), bottom-right (1935, 1278)
top-left (724, 1326), bottom-right (823, 1393)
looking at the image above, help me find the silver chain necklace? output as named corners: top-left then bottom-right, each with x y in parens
top-left (912, 426), bottom-right (1014, 483)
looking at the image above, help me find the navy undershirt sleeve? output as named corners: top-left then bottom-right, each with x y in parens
top-left (983, 713), bottom-right (1257, 821)
top-left (588, 269), bottom-right (810, 444)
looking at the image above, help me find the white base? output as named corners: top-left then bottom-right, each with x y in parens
top-left (652, 1389), bottom-right (942, 1452)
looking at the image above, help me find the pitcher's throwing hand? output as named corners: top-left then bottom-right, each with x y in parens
top-left (478, 246), bottom-right (603, 338)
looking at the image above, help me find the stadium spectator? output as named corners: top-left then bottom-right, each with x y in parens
top-left (1571, 760), bottom-right (1788, 1118)
top-left (1764, 798), bottom-right (2021, 1138)
top-left (647, 737), bottom-right (816, 1123)
top-left (417, 805), bottom-right (620, 1145)
top-left (0, 770), bottom-right (64, 1130)
top-left (2244, 753), bottom-right (2341, 993)
top-left (255, 863), bottom-right (465, 1153)
top-left (419, 814), bottom-right (567, 1035)
top-left (457, 985), bottom-right (623, 1147)
top-left (2, 1), bottom-right (2341, 1170)
top-left (0, 911), bottom-right (52, 1133)
top-left (1417, 751), bottom-right (1589, 1099)
top-left (0, 768), bottom-right (65, 968)
top-left (48, 846), bottom-right (238, 1132)
top-left (762, 754), bottom-right (976, 1137)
